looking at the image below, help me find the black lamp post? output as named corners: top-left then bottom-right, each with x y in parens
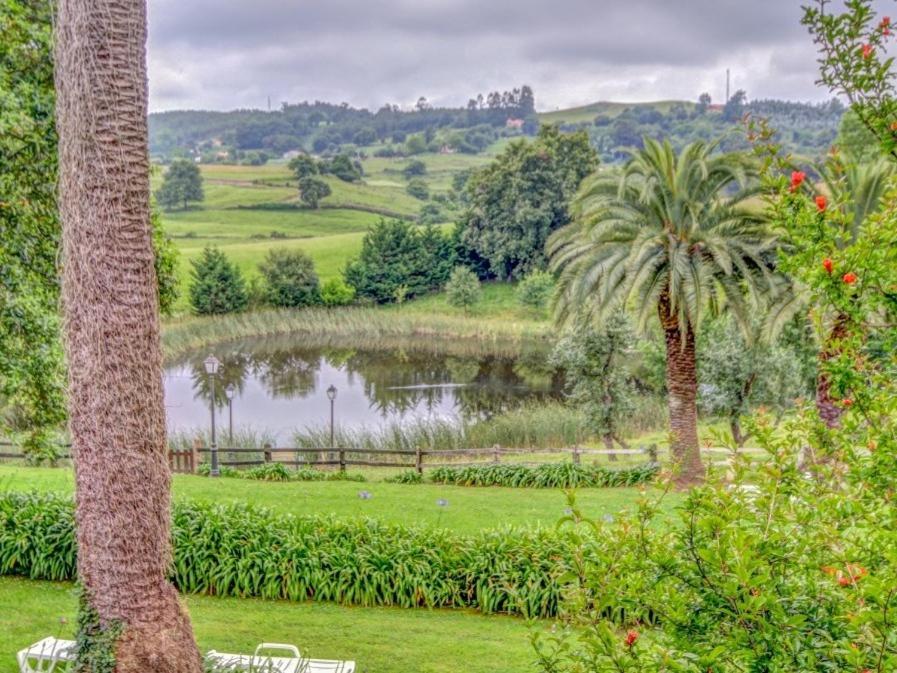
top-left (204, 355), bottom-right (221, 477)
top-left (326, 385), bottom-right (337, 452)
top-left (224, 384), bottom-right (235, 444)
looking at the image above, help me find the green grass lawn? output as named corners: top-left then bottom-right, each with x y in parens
top-left (0, 577), bottom-right (539, 673)
top-left (0, 465), bottom-right (668, 535)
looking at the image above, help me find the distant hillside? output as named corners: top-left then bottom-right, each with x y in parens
top-left (540, 96), bottom-right (845, 162)
top-left (149, 89), bottom-right (845, 166)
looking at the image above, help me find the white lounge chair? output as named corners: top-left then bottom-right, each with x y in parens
top-left (206, 643), bottom-right (356, 673)
top-left (16, 637), bottom-right (75, 673)
top-left (18, 638), bottom-right (355, 673)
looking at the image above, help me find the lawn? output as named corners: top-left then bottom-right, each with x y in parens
top-left (0, 465), bottom-right (666, 535)
top-left (0, 577), bottom-right (540, 673)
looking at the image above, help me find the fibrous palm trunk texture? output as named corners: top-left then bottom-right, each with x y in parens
top-left (54, 1), bottom-right (201, 670)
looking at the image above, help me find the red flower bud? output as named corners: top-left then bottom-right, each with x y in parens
top-left (862, 44), bottom-right (874, 59)
top-left (823, 258), bottom-right (833, 274)
top-left (842, 399), bottom-right (854, 408)
top-left (625, 630), bottom-right (639, 647)
top-left (816, 195), bottom-right (828, 212)
top-left (843, 272), bottom-right (858, 285)
top-left (790, 171), bottom-right (806, 192)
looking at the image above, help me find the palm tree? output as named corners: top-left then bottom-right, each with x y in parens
top-left (550, 139), bottom-right (780, 485)
top-left (54, 0), bottom-right (201, 669)
top-left (769, 157), bottom-right (894, 428)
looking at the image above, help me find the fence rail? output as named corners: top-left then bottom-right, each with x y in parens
top-left (0, 438), bottom-right (765, 476)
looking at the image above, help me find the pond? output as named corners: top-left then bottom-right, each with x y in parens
top-left (164, 336), bottom-right (562, 443)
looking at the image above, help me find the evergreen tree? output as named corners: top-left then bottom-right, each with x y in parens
top-left (189, 246), bottom-right (248, 315)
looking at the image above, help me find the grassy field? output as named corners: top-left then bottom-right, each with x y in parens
top-left (0, 577), bottom-right (539, 673)
top-left (538, 100), bottom-right (694, 125)
top-left (0, 465), bottom-right (669, 535)
top-left (153, 146), bottom-right (504, 312)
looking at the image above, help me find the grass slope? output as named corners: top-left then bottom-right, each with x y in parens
top-left (538, 99), bottom-right (693, 125)
top-left (0, 577), bottom-right (538, 673)
top-left (0, 465), bottom-right (663, 535)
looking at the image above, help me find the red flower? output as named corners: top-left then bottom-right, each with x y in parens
top-left (823, 258), bottom-right (834, 274)
top-left (882, 17), bottom-right (892, 35)
top-left (625, 630), bottom-right (639, 648)
top-left (843, 272), bottom-right (858, 285)
top-left (790, 171), bottom-right (806, 192)
top-left (862, 44), bottom-right (874, 59)
top-left (816, 195), bottom-right (828, 212)
top-left (842, 399), bottom-right (854, 408)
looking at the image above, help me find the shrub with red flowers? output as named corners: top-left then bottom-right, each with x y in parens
top-left (532, 3), bottom-right (897, 672)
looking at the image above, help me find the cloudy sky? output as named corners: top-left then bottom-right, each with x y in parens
top-left (145, 0), bottom-right (887, 113)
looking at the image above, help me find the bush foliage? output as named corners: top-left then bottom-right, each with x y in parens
top-left (189, 246), bottom-right (249, 315)
top-left (429, 462), bottom-right (659, 489)
top-left (258, 248), bottom-right (320, 309)
top-left (0, 492), bottom-right (576, 618)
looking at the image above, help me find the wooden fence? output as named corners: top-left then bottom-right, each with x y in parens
top-left (2, 439), bottom-right (764, 476)
top-left (166, 441), bottom-right (661, 475)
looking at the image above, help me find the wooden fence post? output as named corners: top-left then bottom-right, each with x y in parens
top-left (415, 446), bottom-right (423, 475)
top-left (493, 445), bottom-right (501, 465)
top-left (572, 445), bottom-right (581, 465)
top-left (264, 443), bottom-right (272, 464)
top-left (191, 438), bottom-right (202, 474)
top-left (339, 447), bottom-right (346, 472)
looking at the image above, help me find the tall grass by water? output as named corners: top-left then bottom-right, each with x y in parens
top-left (162, 306), bottom-right (551, 362)
top-left (294, 399), bottom-right (667, 453)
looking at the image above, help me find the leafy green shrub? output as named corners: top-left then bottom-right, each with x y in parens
top-left (406, 178), bottom-right (430, 200)
top-left (445, 266), bottom-right (481, 313)
top-left (189, 246), bottom-right (249, 315)
top-left (258, 248), bottom-right (321, 308)
top-left (0, 492), bottom-right (574, 618)
top-left (320, 277), bottom-right (356, 307)
top-left (403, 160), bottom-right (427, 178)
top-left (243, 462), bottom-right (292, 481)
top-left (516, 270), bottom-right (555, 312)
top-left (297, 176), bottom-right (331, 209)
top-left (429, 462), bottom-right (658, 489)
top-left (385, 470), bottom-right (423, 484)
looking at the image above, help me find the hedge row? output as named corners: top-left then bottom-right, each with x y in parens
top-left (429, 462), bottom-right (660, 488)
top-left (0, 493), bottom-right (575, 618)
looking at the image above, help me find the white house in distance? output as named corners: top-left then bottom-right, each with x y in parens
top-left (505, 118), bottom-right (525, 130)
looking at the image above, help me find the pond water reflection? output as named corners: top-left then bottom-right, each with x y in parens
top-left (164, 337), bottom-right (562, 442)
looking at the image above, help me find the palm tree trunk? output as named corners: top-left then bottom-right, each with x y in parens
top-left (659, 296), bottom-right (705, 486)
top-left (816, 312), bottom-right (850, 429)
top-left (54, 1), bottom-right (201, 670)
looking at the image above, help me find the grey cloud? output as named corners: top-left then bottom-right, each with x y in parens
top-left (145, 0), bottom-right (881, 112)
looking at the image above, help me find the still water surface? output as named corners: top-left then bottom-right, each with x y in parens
top-left (164, 337), bottom-right (560, 442)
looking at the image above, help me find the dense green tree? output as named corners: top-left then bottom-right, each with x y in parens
top-left (549, 311), bottom-right (637, 450)
top-left (155, 158), bottom-right (204, 210)
top-left (0, 0), bottom-right (65, 459)
top-left (837, 110), bottom-right (882, 165)
top-left (445, 267), bottom-right (481, 314)
top-left (458, 125), bottom-right (598, 279)
top-left (403, 159), bottom-right (427, 178)
top-left (258, 249), bottom-right (321, 308)
top-left (406, 178), bottom-right (430, 200)
top-left (151, 210), bottom-right (180, 316)
top-left (189, 247), bottom-right (248, 315)
top-left (550, 139), bottom-right (780, 485)
top-left (323, 153), bottom-right (362, 182)
top-left (298, 175), bottom-right (332, 208)
top-left (288, 153), bottom-right (319, 179)
top-left (344, 219), bottom-right (454, 303)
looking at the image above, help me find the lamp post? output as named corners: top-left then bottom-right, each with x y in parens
top-left (224, 384), bottom-right (235, 444)
top-left (326, 385), bottom-right (337, 453)
top-left (204, 355), bottom-right (221, 477)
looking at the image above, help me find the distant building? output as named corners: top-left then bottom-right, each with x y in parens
top-left (707, 104), bottom-right (725, 112)
top-left (282, 150), bottom-right (303, 161)
top-left (506, 118), bottom-right (525, 129)
top-left (439, 145), bottom-right (457, 155)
